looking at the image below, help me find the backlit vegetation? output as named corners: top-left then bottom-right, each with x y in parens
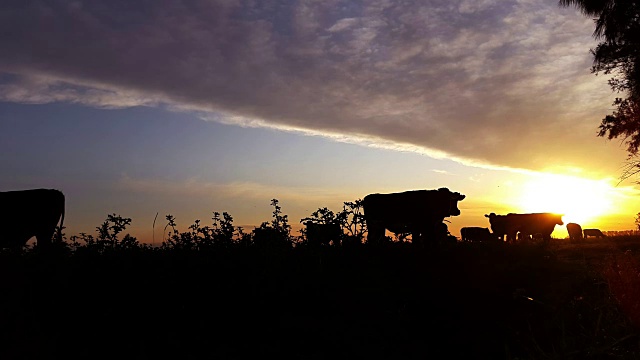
top-left (3, 199), bottom-right (640, 359)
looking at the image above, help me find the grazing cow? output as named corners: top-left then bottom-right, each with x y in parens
top-left (583, 228), bottom-right (606, 239)
top-left (566, 223), bottom-right (583, 242)
top-left (0, 189), bottom-right (65, 249)
top-left (363, 188), bottom-right (465, 245)
top-left (460, 227), bottom-right (497, 242)
top-left (304, 221), bottom-right (343, 246)
top-left (485, 212), bottom-right (563, 243)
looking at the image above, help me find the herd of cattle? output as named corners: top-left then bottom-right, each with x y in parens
top-left (361, 188), bottom-right (604, 244)
top-left (0, 187), bottom-right (610, 249)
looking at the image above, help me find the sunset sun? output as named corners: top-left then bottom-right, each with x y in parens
top-left (518, 174), bottom-right (613, 226)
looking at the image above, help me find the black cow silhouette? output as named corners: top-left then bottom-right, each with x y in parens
top-left (566, 222), bottom-right (583, 241)
top-left (460, 227), bottom-right (497, 242)
top-left (485, 212), bottom-right (563, 243)
top-left (304, 221), bottom-right (342, 246)
top-left (583, 228), bottom-right (606, 239)
top-left (0, 189), bottom-right (65, 249)
top-left (363, 188), bottom-right (465, 245)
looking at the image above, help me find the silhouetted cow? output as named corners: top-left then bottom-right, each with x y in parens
top-left (0, 189), bottom-right (65, 249)
top-left (363, 188), bottom-right (465, 245)
top-left (583, 228), bottom-right (606, 239)
top-left (566, 222), bottom-right (583, 242)
top-left (304, 221), bottom-right (343, 246)
top-left (485, 212), bottom-right (563, 243)
top-left (460, 227), bottom-right (496, 242)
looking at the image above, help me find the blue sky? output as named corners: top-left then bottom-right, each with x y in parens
top-left (1, 0), bottom-right (638, 241)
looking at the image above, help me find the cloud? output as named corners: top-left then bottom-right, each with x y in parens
top-left (0, 74), bottom-right (155, 108)
top-left (433, 169), bottom-right (454, 175)
top-left (0, 0), bottom-right (621, 175)
top-left (117, 174), bottom-right (351, 204)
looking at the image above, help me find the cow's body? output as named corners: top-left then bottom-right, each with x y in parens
top-left (363, 188), bottom-right (465, 245)
top-left (0, 189), bottom-right (65, 249)
top-left (485, 212), bottom-right (563, 243)
top-left (460, 227), bottom-right (496, 242)
top-left (566, 223), bottom-right (583, 241)
top-left (583, 228), bottom-right (606, 239)
top-left (304, 221), bottom-right (343, 246)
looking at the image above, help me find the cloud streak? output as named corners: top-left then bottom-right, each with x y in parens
top-left (0, 0), bottom-right (620, 175)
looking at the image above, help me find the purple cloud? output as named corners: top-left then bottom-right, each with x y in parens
top-left (0, 0), bottom-right (620, 175)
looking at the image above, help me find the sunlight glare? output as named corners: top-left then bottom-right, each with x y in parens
top-left (518, 174), bottom-right (613, 226)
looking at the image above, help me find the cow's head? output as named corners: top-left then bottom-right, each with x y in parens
top-left (439, 188), bottom-right (465, 216)
top-left (484, 213), bottom-right (505, 230)
top-left (554, 214), bottom-right (564, 226)
top-left (485, 213), bottom-right (496, 225)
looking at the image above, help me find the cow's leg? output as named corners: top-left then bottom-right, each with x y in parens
top-left (435, 222), bottom-right (450, 244)
top-left (35, 232), bottom-right (53, 250)
top-left (367, 224), bottom-right (386, 245)
top-left (519, 232), bottom-right (532, 242)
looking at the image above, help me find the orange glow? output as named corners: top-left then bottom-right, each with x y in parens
top-left (517, 174), bottom-right (614, 226)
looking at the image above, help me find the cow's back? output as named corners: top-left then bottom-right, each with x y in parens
top-left (486, 212), bottom-right (562, 242)
top-left (583, 228), bottom-right (606, 238)
top-left (566, 222), bottom-right (583, 241)
top-left (508, 213), bottom-right (562, 231)
top-left (0, 189), bottom-right (65, 247)
top-left (460, 227), bottom-right (493, 242)
top-left (363, 190), bottom-right (448, 224)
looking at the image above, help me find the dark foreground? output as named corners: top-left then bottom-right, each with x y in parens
top-left (2, 238), bottom-right (640, 359)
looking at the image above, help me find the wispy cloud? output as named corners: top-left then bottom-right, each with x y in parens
top-left (0, 0), bottom-right (620, 175)
top-left (433, 169), bottom-right (454, 175)
top-left (117, 174), bottom-right (353, 204)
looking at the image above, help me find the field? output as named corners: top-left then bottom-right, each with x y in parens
top-left (2, 236), bottom-right (640, 359)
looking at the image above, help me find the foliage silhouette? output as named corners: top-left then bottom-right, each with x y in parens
top-left (252, 199), bottom-right (294, 250)
top-left (560, 0), bottom-right (640, 182)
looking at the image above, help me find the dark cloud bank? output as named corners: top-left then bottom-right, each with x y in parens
top-left (0, 0), bottom-right (622, 175)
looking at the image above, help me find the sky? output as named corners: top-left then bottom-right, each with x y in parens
top-left (1, 0), bottom-right (639, 242)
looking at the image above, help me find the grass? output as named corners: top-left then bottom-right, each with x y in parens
top-left (1, 236), bottom-right (640, 359)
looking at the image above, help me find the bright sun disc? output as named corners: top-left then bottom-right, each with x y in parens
top-left (518, 174), bottom-right (613, 226)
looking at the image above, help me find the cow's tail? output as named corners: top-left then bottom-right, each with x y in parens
top-left (58, 191), bottom-right (65, 243)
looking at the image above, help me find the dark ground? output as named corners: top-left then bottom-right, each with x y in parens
top-left (1, 238), bottom-right (640, 359)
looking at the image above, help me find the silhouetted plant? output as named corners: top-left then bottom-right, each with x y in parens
top-left (300, 207), bottom-right (343, 246)
top-left (162, 214), bottom-right (199, 251)
top-left (252, 199), bottom-right (293, 250)
top-left (190, 219), bottom-right (213, 248)
top-left (69, 214), bottom-right (141, 253)
top-left (43, 223), bottom-right (74, 254)
top-left (298, 199), bottom-right (369, 247)
top-left (212, 212), bottom-right (235, 248)
top-left (235, 226), bottom-right (252, 248)
top-left (159, 211), bottom-right (242, 252)
top-left (69, 232), bottom-right (94, 250)
top-left (337, 199), bottom-right (367, 246)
